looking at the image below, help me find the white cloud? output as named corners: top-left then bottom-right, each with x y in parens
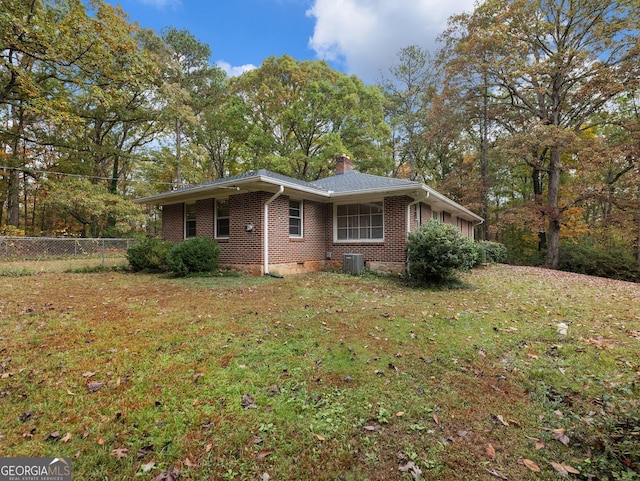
top-left (307, 0), bottom-right (475, 82)
top-left (216, 61), bottom-right (257, 77)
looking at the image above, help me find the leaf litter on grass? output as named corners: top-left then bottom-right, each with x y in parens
top-left (0, 266), bottom-right (638, 480)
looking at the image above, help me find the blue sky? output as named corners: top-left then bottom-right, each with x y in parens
top-left (105, 0), bottom-right (475, 83)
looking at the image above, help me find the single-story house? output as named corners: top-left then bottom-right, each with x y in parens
top-left (135, 155), bottom-right (483, 276)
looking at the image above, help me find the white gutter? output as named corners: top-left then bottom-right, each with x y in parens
top-left (407, 190), bottom-right (429, 234)
top-left (263, 185), bottom-right (284, 275)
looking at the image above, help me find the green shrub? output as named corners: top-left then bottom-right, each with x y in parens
top-left (165, 237), bottom-right (220, 277)
top-left (477, 240), bottom-right (507, 264)
top-left (406, 220), bottom-right (478, 283)
top-left (126, 238), bottom-right (174, 272)
top-left (558, 240), bottom-right (640, 282)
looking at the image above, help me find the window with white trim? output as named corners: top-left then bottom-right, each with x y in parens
top-left (215, 199), bottom-right (229, 238)
top-left (289, 199), bottom-right (303, 237)
top-left (336, 201), bottom-right (383, 241)
top-left (185, 203), bottom-right (196, 238)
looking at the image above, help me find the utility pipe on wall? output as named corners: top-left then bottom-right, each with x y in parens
top-left (263, 185), bottom-right (284, 275)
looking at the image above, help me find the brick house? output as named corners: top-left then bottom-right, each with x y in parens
top-left (135, 155), bottom-right (483, 275)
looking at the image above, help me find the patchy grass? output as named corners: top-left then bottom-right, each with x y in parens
top-left (0, 265), bottom-right (638, 480)
top-left (0, 255), bottom-right (128, 275)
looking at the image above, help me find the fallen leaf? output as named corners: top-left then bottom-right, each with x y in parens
top-left (552, 428), bottom-right (570, 446)
top-left (183, 457), bottom-right (196, 467)
top-left (136, 445), bottom-right (154, 460)
top-left (485, 468), bottom-right (508, 480)
top-left (522, 458), bottom-right (540, 472)
top-left (395, 411), bottom-right (405, 417)
top-left (205, 443), bottom-right (213, 453)
top-left (256, 451), bottom-right (272, 460)
top-left (315, 434), bottom-right (325, 441)
top-left (399, 460), bottom-right (423, 480)
top-left (19, 410), bottom-right (33, 422)
top-left (433, 413), bottom-right (440, 425)
top-left (551, 461), bottom-right (568, 476)
top-left (496, 415), bottom-right (509, 426)
top-left (486, 443), bottom-right (496, 460)
top-left (45, 431), bottom-right (61, 441)
top-left (141, 462), bottom-right (155, 473)
top-left (364, 424), bottom-right (381, 431)
top-left (151, 467), bottom-right (180, 481)
top-left (61, 432), bottom-right (72, 443)
top-left (87, 382), bottom-right (104, 393)
top-left (82, 371), bottom-right (97, 378)
top-left (262, 473), bottom-right (270, 481)
top-left (563, 463), bottom-right (580, 474)
top-left (98, 437), bottom-right (105, 445)
top-left (110, 448), bottom-right (129, 459)
top-left (66, 389), bottom-right (75, 396)
top-left (241, 394), bottom-right (257, 410)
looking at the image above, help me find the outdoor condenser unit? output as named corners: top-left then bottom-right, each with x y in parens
top-left (343, 253), bottom-right (364, 274)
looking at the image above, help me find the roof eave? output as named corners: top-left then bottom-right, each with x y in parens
top-left (134, 174), bottom-right (330, 206)
top-left (328, 185), bottom-right (483, 222)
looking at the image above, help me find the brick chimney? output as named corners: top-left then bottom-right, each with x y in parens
top-left (335, 154), bottom-right (353, 174)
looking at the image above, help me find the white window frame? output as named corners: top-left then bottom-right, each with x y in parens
top-left (289, 199), bottom-right (303, 238)
top-left (333, 200), bottom-right (384, 243)
top-left (215, 198), bottom-right (230, 239)
top-left (185, 203), bottom-right (196, 239)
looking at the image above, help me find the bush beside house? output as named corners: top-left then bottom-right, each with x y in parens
top-left (126, 238), bottom-right (174, 272)
top-left (165, 237), bottom-right (221, 277)
top-left (405, 220), bottom-right (478, 283)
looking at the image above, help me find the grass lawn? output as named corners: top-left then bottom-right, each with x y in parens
top-left (0, 265), bottom-right (638, 480)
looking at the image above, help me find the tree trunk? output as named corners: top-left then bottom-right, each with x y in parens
top-left (532, 166), bottom-right (546, 251)
top-left (7, 168), bottom-right (20, 227)
top-left (546, 147), bottom-right (562, 268)
top-left (175, 118), bottom-right (182, 187)
top-left (479, 71), bottom-right (490, 241)
top-left (636, 182), bottom-right (640, 262)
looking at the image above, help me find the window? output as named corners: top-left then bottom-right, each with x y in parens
top-left (289, 199), bottom-right (303, 237)
top-left (215, 199), bottom-right (229, 238)
top-left (336, 201), bottom-right (383, 241)
top-left (185, 203), bottom-right (196, 238)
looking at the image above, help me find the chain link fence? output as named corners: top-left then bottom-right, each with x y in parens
top-left (0, 237), bottom-right (138, 271)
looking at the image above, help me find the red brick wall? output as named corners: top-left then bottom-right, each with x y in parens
top-left (196, 199), bottom-right (214, 238)
top-left (420, 203), bottom-right (432, 225)
top-left (219, 192), bottom-right (264, 266)
top-left (160, 192), bottom-right (476, 273)
top-left (325, 196), bottom-right (410, 265)
top-left (266, 197), bottom-right (327, 264)
top-left (161, 204), bottom-right (184, 242)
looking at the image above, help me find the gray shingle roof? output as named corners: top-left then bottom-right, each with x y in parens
top-left (171, 169), bottom-right (320, 193)
top-left (135, 166), bottom-right (482, 222)
top-left (311, 170), bottom-right (420, 193)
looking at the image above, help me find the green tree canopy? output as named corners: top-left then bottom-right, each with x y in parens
top-left (232, 55), bottom-right (391, 181)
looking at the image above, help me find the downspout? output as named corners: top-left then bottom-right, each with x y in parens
top-left (263, 185), bottom-right (284, 275)
top-left (406, 191), bottom-right (429, 278)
